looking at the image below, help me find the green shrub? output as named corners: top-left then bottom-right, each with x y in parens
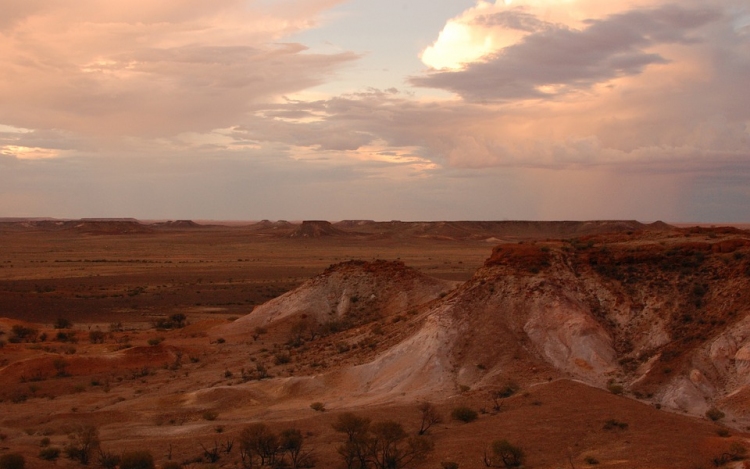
top-left (451, 406), bottom-right (478, 423)
top-left (0, 453), bottom-right (25, 469)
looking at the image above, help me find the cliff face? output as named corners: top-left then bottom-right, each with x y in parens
top-left (422, 229), bottom-right (750, 420)
top-left (221, 227), bottom-right (750, 426)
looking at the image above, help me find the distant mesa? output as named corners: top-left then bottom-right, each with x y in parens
top-left (250, 219), bottom-right (295, 231)
top-left (80, 217), bottom-right (140, 222)
top-left (70, 220), bottom-right (153, 234)
top-left (335, 220), bottom-right (376, 228)
top-left (289, 220), bottom-right (349, 238)
top-left (153, 220), bottom-right (202, 228)
top-left (0, 218), bottom-right (684, 239)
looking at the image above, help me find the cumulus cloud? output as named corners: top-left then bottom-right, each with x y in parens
top-left (412, 5), bottom-right (721, 101)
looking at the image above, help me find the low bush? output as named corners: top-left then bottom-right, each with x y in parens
top-left (147, 337), bottom-right (164, 346)
top-left (483, 440), bottom-right (524, 468)
top-left (706, 407), bottom-right (725, 421)
top-left (603, 419), bottom-right (628, 430)
top-left (451, 406), bottom-right (478, 423)
top-left (54, 317), bottom-right (72, 329)
top-left (39, 447), bottom-right (60, 461)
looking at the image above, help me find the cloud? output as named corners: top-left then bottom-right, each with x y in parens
top-left (1, 0), bottom-right (749, 222)
top-left (412, 5), bottom-right (722, 101)
top-left (0, 0), bottom-right (355, 139)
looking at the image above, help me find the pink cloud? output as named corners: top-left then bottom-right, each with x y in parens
top-left (0, 0), bottom-right (354, 138)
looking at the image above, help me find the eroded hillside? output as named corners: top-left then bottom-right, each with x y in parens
top-left (2, 225), bottom-right (750, 468)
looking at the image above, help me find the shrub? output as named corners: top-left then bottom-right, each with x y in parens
top-left (706, 407), bottom-right (725, 421)
top-left (239, 423), bottom-right (279, 467)
top-left (39, 447), bottom-right (61, 461)
top-left (120, 451), bottom-right (155, 469)
top-left (606, 381), bottom-right (624, 395)
top-left (603, 419), bottom-right (628, 430)
top-left (584, 456), bottom-right (599, 465)
top-left (442, 462), bottom-right (459, 469)
top-left (10, 325), bottom-right (37, 343)
top-left (417, 401), bottom-right (442, 435)
top-left (495, 383), bottom-right (519, 398)
top-left (89, 330), bottom-right (106, 344)
top-left (332, 412), bottom-right (371, 442)
top-left (147, 337), bottom-right (164, 346)
top-left (335, 419), bottom-right (432, 469)
top-left (451, 406), bottom-right (478, 423)
top-left (64, 424), bottom-right (100, 464)
top-left (484, 440), bottom-right (524, 468)
top-left (713, 442), bottom-right (748, 467)
top-left (54, 317), bottom-right (72, 329)
top-left (202, 410), bottom-right (218, 421)
top-left (56, 331), bottom-right (77, 343)
top-left (729, 442), bottom-right (748, 460)
top-left (162, 462), bottom-right (182, 469)
top-left (310, 402), bottom-right (325, 412)
top-left (169, 313), bottom-right (187, 328)
top-left (98, 451), bottom-right (120, 469)
top-left (0, 453), bottom-right (25, 469)
top-left (274, 353), bottom-right (291, 365)
top-left (279, 428), bottom-right (314, 469)
top-left (153, 314), bottom-right (186, 330)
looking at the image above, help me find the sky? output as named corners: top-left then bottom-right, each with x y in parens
top-left (1, 0), bottom-right (749, 222)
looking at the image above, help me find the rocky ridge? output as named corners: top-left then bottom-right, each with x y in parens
top-left (223, 227), bottom-right (750, 425)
